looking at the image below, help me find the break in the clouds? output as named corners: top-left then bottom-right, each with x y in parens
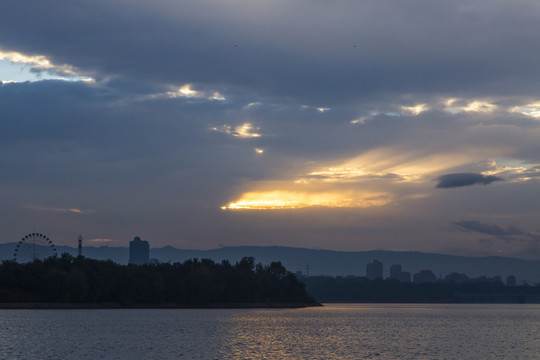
top-left (1, 1), bottom-right (540, 259)
top-left (436, 173), bottom-right (504, 189)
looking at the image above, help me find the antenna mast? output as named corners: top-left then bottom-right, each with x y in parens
top-left (78, 235), bottom-right (83, 257)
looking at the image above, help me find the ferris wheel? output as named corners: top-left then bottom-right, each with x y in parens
top-left (13, 233), bottom-right (57, 263)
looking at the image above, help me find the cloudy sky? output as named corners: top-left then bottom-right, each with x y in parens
top-left (2, 0), bottom-right (540, 259)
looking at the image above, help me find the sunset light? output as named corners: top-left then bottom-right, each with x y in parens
top-left (210, 123), bottom-right (261, 138)
top-left (401, 104), bottom-right (428, 115)
top-left (511, 102), bottom-right (540, 117)
top-left (222, 190), bottom-right (391, 210)
top-left (299, 148), bottom-right (478, 184)
top-left (444, 98), bottom-right (497, 113)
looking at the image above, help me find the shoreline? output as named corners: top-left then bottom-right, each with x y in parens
top-left (0, 302), bottom-right (322, 310)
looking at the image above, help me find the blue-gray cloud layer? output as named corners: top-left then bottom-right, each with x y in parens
top-left (1, 0), bottom-right (540, 259)
top-left (455, 221), bottom-right (524, 238)
top-left (2, 1), bottom-right (540, 104)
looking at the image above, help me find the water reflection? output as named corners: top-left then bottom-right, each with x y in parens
top-left (215, 304), bottom-right (540, 359)
top-left (0, 305), bottom-right (539, 359)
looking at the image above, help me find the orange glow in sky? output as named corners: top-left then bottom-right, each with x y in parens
top-left (222, 190), bottom-right (391, 210)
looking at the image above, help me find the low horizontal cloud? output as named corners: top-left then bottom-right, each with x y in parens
top-left (88, 238), bottom-right (113, 243)
top-left (455, 220), bottom-right (521, 237)
top-left (455, 220), bottom-right (540, 242)
top-left (24, 205), bottom-right (94, 214)
top-left (436, 173), bottom-right (503, 188)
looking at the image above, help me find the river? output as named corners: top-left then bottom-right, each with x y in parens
top-left (1, 304), bottom-right (539, 359)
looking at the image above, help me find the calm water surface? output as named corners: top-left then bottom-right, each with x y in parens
top-left (1, 304), bottom-right (539, 359)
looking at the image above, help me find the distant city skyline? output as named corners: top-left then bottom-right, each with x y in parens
top-left (4, 241), bottom-right (540, 282)
top-left (2, 1), bottom-right (540, 260)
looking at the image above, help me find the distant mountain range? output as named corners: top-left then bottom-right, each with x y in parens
top-left (2, 242), bottom-right (539, 283)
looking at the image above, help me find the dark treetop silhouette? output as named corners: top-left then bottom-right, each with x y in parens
top-left (0, 254), bottom-right (317, 307)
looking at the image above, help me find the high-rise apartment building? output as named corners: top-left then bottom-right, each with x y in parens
top-left (390, 264), bottom-right (411, 283)
top-left (128, 236), bottom-right (149, 265)
top-left (366, 259), bottom-right (383, 280)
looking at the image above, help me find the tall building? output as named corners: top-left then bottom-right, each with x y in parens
top-left (129, 236), bottom-right (149, 265)
top-left (390, 264), bottom-right (402, 279)
top-left (413, 270), bottom-right (437, 283)
top-left (390, 264), bottom-right (411, 283)
top-left (366, 259), bottom-right (383, 280)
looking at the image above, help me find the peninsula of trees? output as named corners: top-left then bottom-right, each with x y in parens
top-left (0, 254), bottom-right (318, 308)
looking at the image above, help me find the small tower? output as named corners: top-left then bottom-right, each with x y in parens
top-left (78, 235), bottom-right (83, 257)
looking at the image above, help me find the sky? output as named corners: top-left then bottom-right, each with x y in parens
top-left (2, 0), bottom-right (540, 259)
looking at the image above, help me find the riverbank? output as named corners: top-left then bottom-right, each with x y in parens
top-left (0, 302), bottom-right (322, 309)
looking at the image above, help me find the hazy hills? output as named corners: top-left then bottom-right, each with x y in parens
top-left (1, 243), bottom-right (539, 284)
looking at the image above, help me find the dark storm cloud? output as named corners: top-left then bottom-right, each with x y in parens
top-left (435, 173), bottom-right (503, 189)
top-left (2, 1), bottom-right (540, 105)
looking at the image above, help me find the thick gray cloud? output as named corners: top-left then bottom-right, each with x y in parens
top-left (1, 1), bottom-right (540, 259)
top-left (2, 1), bottom-right (540, 105)
top-left (436, 173), bottom-right (503, 188)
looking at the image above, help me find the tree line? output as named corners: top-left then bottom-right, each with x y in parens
top-left (0, 254), bottom-right (316, 306)
top-left (304, 276), bottom-right (540, 303)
